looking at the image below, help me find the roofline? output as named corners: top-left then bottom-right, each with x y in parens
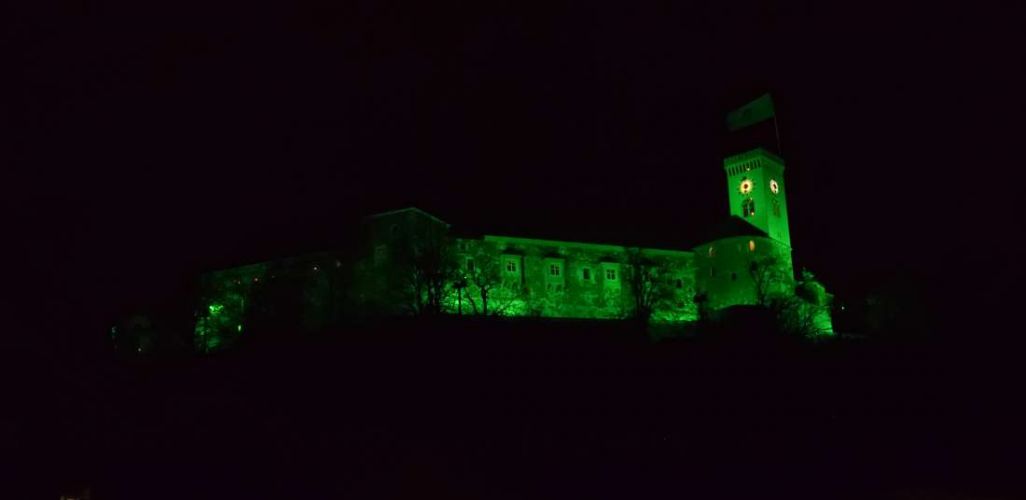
top-left (692, 235), bottom-right (792, 252)
top-left (723, 147), bottom-right (785, 168)
top-left (483, 235), bottom-right (626, 253)
top-left (198, 249), bottom-right (342, 275)
top-left (364, 207), bottom-right (450, 227)
top-left (641, 247), bottom-right (694, 257)
top-left (481, 235), bottom-right (693, 256)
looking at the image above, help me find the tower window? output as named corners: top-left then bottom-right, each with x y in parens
top-left (505, 260), bottom-right (518, 273)
top-left (749, 240), bottom-right (756, 252)
top-left (742, 198), bottom-right (756, 217)
top-left (605, 268), bottom-right (617, 281)
top-left (582, 268), bottom-right (591, 281)
top-left (549, 264), bottom-right (561, 276)
top-left (772, 199), bottom-right (781, 216)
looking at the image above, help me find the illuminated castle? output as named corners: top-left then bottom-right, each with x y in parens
top-left (192, 143), bottom-right (834, 352)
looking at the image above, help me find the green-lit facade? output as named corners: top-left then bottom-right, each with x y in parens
top-left (192, 147), bottom-right (833, 352)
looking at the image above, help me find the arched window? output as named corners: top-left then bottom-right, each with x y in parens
top-left (742, 198), bottom-right (756, 217)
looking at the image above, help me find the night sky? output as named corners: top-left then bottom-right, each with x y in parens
top-left (7, 1), bottom-right (1025, 341)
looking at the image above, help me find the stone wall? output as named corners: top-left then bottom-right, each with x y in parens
top-left (694, 235), bottom-right (793, 311)
top-left (450, 236), bottom-right (696, 323)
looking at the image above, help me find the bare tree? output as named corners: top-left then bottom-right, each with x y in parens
top-left (748, 255), bottom-right (793, 306)
top-left (462, 248), bottom-right (525, 317)
top-left (390, 226), bottom-right (459, 316)
top-left (625, 248), bottom-right (675, 324)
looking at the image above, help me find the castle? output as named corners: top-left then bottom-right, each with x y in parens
top-left (192, 144), bottom-right (834, 353)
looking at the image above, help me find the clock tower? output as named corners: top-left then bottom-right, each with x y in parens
top-left (723, 147), bottom-right (791, 248)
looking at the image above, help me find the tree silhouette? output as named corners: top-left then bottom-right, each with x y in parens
top-left (461, 244), bottom-right (526, 317)
top-left (748, 255), bottom-right (792, 306)
top-left (625, 248), bottom-right (675, 325)
top-left (392, 227), bottom-right (458, 316)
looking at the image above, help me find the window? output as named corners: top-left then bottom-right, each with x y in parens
top-left (390, 224), bottom-right (400, 235)
top-left (505, 260), bottom-right (518, 273)
top-left (605, 268), bottom-right (617, 281)
top-left (550, 264), bottom-right (561, 276)
top-left (742, 198), bottom-right (756, 217)
top-left (708, 246), bottom-right (715, 258)
top-left (582, 268), bottom-right (591, 281)
top-left (731, 272), bottom-right (737, 281)
top-left (749, 240), bottom-right (756, 252)
top-left (374, 244), bottom-right (387, 265)
top-left (675, 278), bottom-right (683, 289)
top-left (772, 199), bottom-right (781, 216)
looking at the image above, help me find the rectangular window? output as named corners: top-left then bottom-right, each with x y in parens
top-left (581, 268), bottom-right (591, 281)
top-left (605, 268), bottom-right (617, 281)
top-left (743, 198), bottom-right (756, 217)
top-left (675, 278), bottom-right (683, 289)
top-left (550, 264), bottom-right (561, 276)
top-left (505, 260), bottom-right (517, 273)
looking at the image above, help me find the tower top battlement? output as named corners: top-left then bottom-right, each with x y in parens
top-left (723, 148), bottom-right (784, 171)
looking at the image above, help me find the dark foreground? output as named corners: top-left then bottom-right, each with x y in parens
top-left (9, 319), bottom-right (1026, 499)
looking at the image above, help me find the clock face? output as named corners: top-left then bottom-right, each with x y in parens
top-left (739, 178), bottom-right (754, 195)
top-left (769, 179), bottom-right (779, 194)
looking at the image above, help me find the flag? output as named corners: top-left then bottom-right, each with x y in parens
top-left (726, 93), bottom-right (775, 131)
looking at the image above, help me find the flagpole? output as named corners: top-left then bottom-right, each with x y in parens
top-left (773, 113), bottom-right (782, 156)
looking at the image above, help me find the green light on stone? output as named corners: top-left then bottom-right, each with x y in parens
top-left (186, 145), bottom-right (835, 349)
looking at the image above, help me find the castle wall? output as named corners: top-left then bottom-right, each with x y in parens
top-left (182, 143), bottom-right (838, 352)
top-left (449, 236), bottom-right (697, 323)
top-left (194, 252), bottom-right (346, 352)
top-left (694, 236), bottom-right (794, 311)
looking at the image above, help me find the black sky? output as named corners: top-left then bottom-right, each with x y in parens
top-left (6, 1), bottom-right (1025, 338)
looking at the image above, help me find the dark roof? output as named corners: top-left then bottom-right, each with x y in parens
top-left (364, 207), bottom-right (450, 226)
top-left (697, 216), bottom-right (768, 244)
top-left (451, 215), bottom-right (702, 253)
